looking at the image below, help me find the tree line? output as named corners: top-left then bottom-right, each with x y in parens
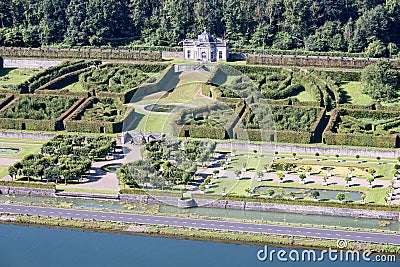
top-left (0, 0), bottom-right (399, 56)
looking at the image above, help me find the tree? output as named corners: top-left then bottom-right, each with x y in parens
top-left (299, 173), bottom-right (306, 183)
top-left (84, 0), bottom-right (132, 46)
top-left (234, 170), bottom-right (241, 179)
top-left (355, 155), bottom-right (360, 163)
top-left (368, 168), bottom-right (376, 177)
top-left (361, 60), bottom-right (400, 101)
top-left (345, 176), bottom-right (352, 186)
top-left (365, 39), bottom-right (387, 57)
top-left (8, 165), bottom-right (17, 181)
top-left (64, 0), bottom-right (89, 46)
top-left (367, 177), bottom-right (375, 188)
top-left (289, 191), bottom-right (296, 200)
top-left (336, 192), bottom-right (346, 203)
top-left (277, 171), bottom-right (285, 183)
top-left (267, 189), bottom-right (275, 197)
top-left (311, 190), bottom-right (320, 200)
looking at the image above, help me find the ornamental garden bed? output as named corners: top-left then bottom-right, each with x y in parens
top-left (0, 94), bottom-right (84, 131)
top-left (172, 102), bottom-right (245, 139)
top-left (65, 97), bottom-right (130, 133)
top-left (234, 104), bottom-right (326, 144)
top-left (323, 108), bottom-right (400, 148)
top-left (35, 63), bottom-right (170, 103)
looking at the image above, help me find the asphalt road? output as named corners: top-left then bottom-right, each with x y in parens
top-left (1, 203), bottom-right (399, 245)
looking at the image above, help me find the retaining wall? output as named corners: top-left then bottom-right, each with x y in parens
top-left (0, 186), bottom-right (55, 197)
top-left (0, 131), bottom-right (55, 140)
top-left (120, 194), bottom-right (400, 221)
top-left (216, 142), bottom-right (400, 158)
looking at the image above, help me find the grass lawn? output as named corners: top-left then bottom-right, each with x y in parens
top-left (340, 81), bottom-right (373, 105)
top-left (0, 168), bottom-right (8, 179)
top-left (63, 82), bottom-right (85, 92)
top-left (295, 90), bottom-right (319, 103)
top-left (129, 109), bottom-right (171, 132)
top-left (56, 186), bottom-right (119, 195)
top-left (0, 139), bottom-right (46, 159)
top-left (0, 68), bottom-right (41, 87)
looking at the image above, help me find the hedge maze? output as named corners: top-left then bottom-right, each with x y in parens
top-left (65, 97), bottom-right (129, 133)
top-left (0, 60), bottom-right (399, 148)
top-left (323, 108), bottom-right (400, 148)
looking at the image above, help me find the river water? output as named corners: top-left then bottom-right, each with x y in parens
top-left (0, 224), bottom-right (397, 267)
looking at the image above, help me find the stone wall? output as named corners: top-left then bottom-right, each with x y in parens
top-left (162, 51), bottom-right (184, 59)
top-left (0, 186), bottom-right (55, 197)
top-left (216, 142), bottom-right (400, 158)
top-left (0, 131), bottom-right (55, 140)
top-left (4, 58), bottom-right (62, 69)
top-left (120, 193), bottom-right (400, 221)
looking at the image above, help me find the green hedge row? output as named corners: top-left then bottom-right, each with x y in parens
top-left (323, 109), bottom-right (399, 148)
top-left (65, 97), bottom-right (130, 133)
top-left (0, 94), bottom-right (14, 110)
top-left (178, 125), bottom-right (227, 139)
top-left (0, 95), bottom-right (85, 131)
top-left (316, 70), bottom-right (361, 82)
top-left (246, 54), bottom-right (388, 69)
top-left (0, 47), bottom-right (162, 61)
top-left (234, 128), bottom-right (312, 143)
top-left (0, 181), bottom-right (54, 189)
top-left (37, 67), bottom-right (92, 91)
top-left (124, 65), bottom-right (176, 103)
top-left (18, 60), bottom-right (99, 93)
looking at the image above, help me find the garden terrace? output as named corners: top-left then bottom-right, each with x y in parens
top-left (16, 60), bottom-right (99, 93)
top-left (9, 135), bottom-right (115, 185)
top-left (234, 104), bottom-right (326, 144)
top-left (0, 95), bottom-right (84, 131)
top-left (0, 68), bottom-right (42, 92)
top-left (118, 139), bottom-right (215, 189)
top-left (65, 97), bottom-right (129, 133)
top-left (0, 47), bottom-right (162, 61)
top-left (172, 103), bottom-right (245, 139)
top-left (79, 64), bottom-right (151, 94)
top-left (323, 108), bottom-right (400, 148)
top-left (213, 65), bottom-right (333, 108)
top-left (0, 94), bottom-right (14, 110)
top-left (246, 54), bottom-right (400, 69)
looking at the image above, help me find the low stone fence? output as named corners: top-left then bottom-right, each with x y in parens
top-left (0, 186), bottom-right (55, 197)
top-left (0, 131), bottom-right (55, 140)
top-left (120, 193), bottom-right (400, 221)
top-left (162, 51), bottom-right (184, 59)
top-left (217, 142), bottom-right (400, 158)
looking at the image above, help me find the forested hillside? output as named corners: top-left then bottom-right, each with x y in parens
top-left (0, 0), bottom-right (399, 56)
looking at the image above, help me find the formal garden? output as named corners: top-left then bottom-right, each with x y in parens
top-left (6, 135), bottom-right (116, 185)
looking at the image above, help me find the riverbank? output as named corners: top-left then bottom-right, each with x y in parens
top-left (1, 214), bottom-right (399, 255)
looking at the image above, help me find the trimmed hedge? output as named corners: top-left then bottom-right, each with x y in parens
top-left (0, 94), bottom-right (14, 110)
top-left (0, 47), bottom-right (162, 61)
top-left (65, 97), bottom-right (130, 133)
top-left (246, 54), bottom-right (398, 69)
top-left (37, 67), bottom-right (92, 91)
top-left (323, 108), bottom-right (400, 148)
top-left (0, 95), bottom-right (84, 131)
top-left (17, 60), bottom-right (100, 93)
top-left (0, 181), bottom-right (54, 189)
top-left (123, 64), bottom-right (176, 103)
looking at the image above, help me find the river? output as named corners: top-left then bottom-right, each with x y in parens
top-left (0, 224), bottom-right (397, 267)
